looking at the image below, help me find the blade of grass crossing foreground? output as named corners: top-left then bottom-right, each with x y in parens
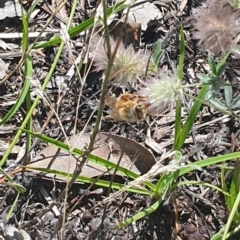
top-left (118, 194), bottom-right (166, 228)
top-left (21, 3), bottom-right (28, 53)
top-left (0, 0), bottom-right (78, 165)
top-left (0, 40), bottom-right (65, 167)
top-left (221, 166), bottom-right (230, 209)
top-left (174, 99), bottom-right (182, 149)
top-left (23, 166), bottom-right (153, 195)
top-left (222, 190), bottom-right (240, 240)
top-left (178, 151), bottom-right (240, 177)
top-left (7, 192), bottom-right (20, 220)
top-left (26, 0), bottom-right (39, 21)
top-left (0, 9), bottom-right (32, 125)
top-left (0, 167), bottom-right (26, 193)
top-left (0, 73), bottom-right (31, 125)
top-left (25, 56), bottom-right (33, 162)
top-left (228, 159), bottom-right (240, 212)
top-left (174, 52), bottom-right (231, 150)
top-left (22, 130), bottom-right (137, 179)
top-left (174, 85), bottom-right (209, 150)
top-left (174, 25), bottom-right (185, 148)
top-left (21, 129), bottom-right (157, 190)
top-left (174, 181), bottom-right (230, 197)
top-left (22, 0), bottom-right (32, 160)
top-left (177, 25), bottom-right (185, 81)
top-left (154, 172), bottom-right (175, 197)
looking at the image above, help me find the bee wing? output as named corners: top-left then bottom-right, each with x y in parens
top-left (105, 96), bottom-right (122, 121)
top-left (105, 96), bottom-right (117, 109)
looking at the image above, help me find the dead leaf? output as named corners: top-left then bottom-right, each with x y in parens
top-left (0, 140), bottom-right (21, 155)
top-left (27, 132), bottom-right (156, 179)
top-left (89, 20), bottom-right (141, 59)
top-left (101, 133), bottom-right (156, 174)
top-left (124, 0), bottom-right (162, 31)
top-left (109, 20), bottom-right (141, 49)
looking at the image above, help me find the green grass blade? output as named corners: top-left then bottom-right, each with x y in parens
top-left (174, 99), bottom-right (182, 149)
top-left (174, 52), bottom-right (230, 150)
top-left (23, 166), bottom-right (152, 195)
top-left (221, 166), bottom-right (229, 208)
top-left (22, 130), bottom-right (138, 178)
top-left (21, 4), bottom-right (28, 53)
top-left (174, 180), bottom-right (230, 197)
top-left (26, 0), bottom-right (39, 21)
top-left (177, 24), bottom-right (185, 80)
top-left (229, 160), bottom-right (240, 211)
top-left (118, 197), bottom-right (164, 228)
top-left (211, 228), bottom-right (225, 240)
top-left (152, 40), bottom-right (164, 66)
top-left (7, 192), bottom-right (20, 220)
top-left (174, 25), bottom-right (184, 149)
top-left (222, 190), bottom-right (240, 240)
top-left (0, 69), bottom-right (31, 125)
top-left (34, 1), bottom-right (126, 49)
top-left (22, 129), bottom-right (157, 190)
top-left (178, 152), bottom-right (240, 177)
top-left (0, 40), bottom-right (65, 167)
top-left (174, 85), bottom-right (209, 150)
top-left (0, 167), bottom-right (26, 193)
top-left (154, 172), bottom-right (176, 197)
top-left (25, 56), bottom-right (33, 161)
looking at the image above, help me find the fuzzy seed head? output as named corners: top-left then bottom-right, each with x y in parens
top-left (94, 38), bottom-right (150, 86)
top-left (193, 5), bottom-right (240, 53)
top-left (138, 71), bottom-right (182, 114)
top-left (207, 0), bottom-right (240, 9)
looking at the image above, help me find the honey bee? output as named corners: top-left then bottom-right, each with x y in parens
top-left (105, 93), bottom-right (147, 123)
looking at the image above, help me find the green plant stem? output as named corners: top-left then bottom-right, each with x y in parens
top-left (0, 41), bottom-right (65, 167)
top-left (88, 3), bottom-right (111, 152)
top-left (174, 98), bottom-right (182, 149)
top-left (49, 1), bottom-right (134, 226)
top-left (174, 24), bottom-right (184, 149)
top-left (7, 192), bottom-right (20, 220)
top-left (42, 0), bottom-right (118, 204)
top-left (222, 190), bottom-right (240, 239)
top-left (89, 1), bottom-right (131, 152)
top-left (0, 0), bottom-right (68, 84)
top-left (25, 56), bottom-right (33, 164)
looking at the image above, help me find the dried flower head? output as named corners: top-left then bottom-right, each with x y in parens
top-left (138, 71), bottom-right (182, 114)
top-left (193, 5), bottom-right (240, 53)
top-left (206, 0), bottom-right (240, 10)
top-left (93, 38), bottom-right (150, 86)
